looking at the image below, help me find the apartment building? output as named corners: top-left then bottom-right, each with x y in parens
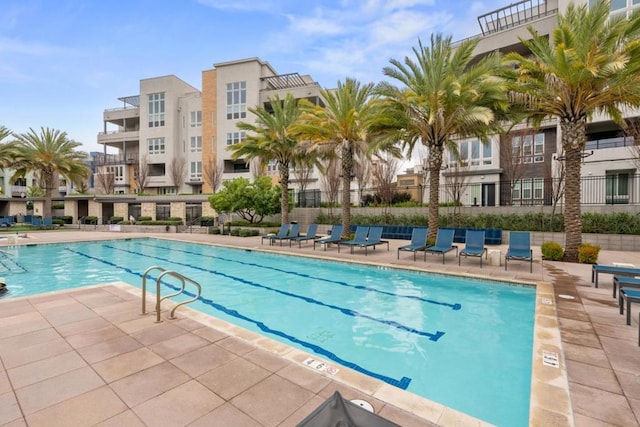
top-left (435, 0), bottom-right (640, 208)
top-left (97, 58), bottom-right (326, 202)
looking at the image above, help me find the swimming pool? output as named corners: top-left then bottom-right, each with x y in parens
top-left (0, 238), bottom-right (536, 426)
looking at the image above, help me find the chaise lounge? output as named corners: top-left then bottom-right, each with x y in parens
top-left (424, 228), bottom-right (458, 264)
top-left (397, 227), bottom-right (428, 260)
top-left (592, 264), bottom-right (640, 288)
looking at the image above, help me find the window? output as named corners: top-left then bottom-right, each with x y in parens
top-left (450, 138), bottom-right (492, 167)
top-left (190, 161), bottom-right (202, 180)
top-left (512, 132), bottom-right (544, 163)
top-left (190, 111), bottom-right (202, 127)
top-left (148, 138), bottom-right (165, 155)
top-left (158, 187), bottom-right (176, 195)
top-left (606, 172), bottom-right (630, 204)
top-left (534, 133), bottom-right (544, 162)
top-left (148, 93), bottom-right (165, 127)
top-left (226, 81), bottom-right (247, 119)
top-left (226, 131), bottom-right (246, 146)
top-left (267, 160), bottom-right (278, 173)
top-left (190, 136), bottom-right (202, 152)
top-left (106, 165), bottom-right (124, 183)
top-left (482, 140), bottom-right (492, 165)
top-left (512, 178), bottom-right (544, 205)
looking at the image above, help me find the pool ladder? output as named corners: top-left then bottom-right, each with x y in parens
top-left (141, 266), bottom-right (202, 323)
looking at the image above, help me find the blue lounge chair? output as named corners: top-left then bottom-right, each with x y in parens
top-left (397, 227), bottom-right (428, 260)
top-left (314, 225), bottom-right (343, 251)
top-left (344, 226), bottom-right (389, 255)
top-left (270, 223), bottom-right (299, 246)
top-left (261, 224), bottom-right (289, 245)
top-left (591, 264), bottom-right (640, 288)
top-left (31, 216), bottom-right (42, 227)
top-left (505, 231), bottom-right (533, 273)
top-left (289, 224), bottom-right (319, 247)
top-left (338, 226), bottom-right (369, 253)
top-left (459, 230), bottom-right (488, 267)
top-left (619, 288), bottom-right (640, 326)
top-left (42, 217), bottom-right (53, 229)
top-left (613, 276), bottom-right (640, 299)
top-left (424, 228), bottom-right (458, 264)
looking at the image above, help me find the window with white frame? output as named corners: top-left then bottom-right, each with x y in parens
top-left (226, 81), bottom-right (247, 119)
top-left (534, 133), bottom-right (544, 162)
top-left (450, 138), bottom-right (492, 167)
top-left (148, 137), bottom-right (165, 154)
top-left (267, 160), bottom-right (278, 173)
top-left (190, 161), bottom-right (202, 180)
top-left (512, 178), bottom-right (544, 205)
top-left (148, 92), bottom-right (165, 127)
top-left (226, 131), bottom-right (245, 146)
top-left (106, 165), bottom-right (124, 183)
top-left (512, 132), bottom-right (544, 163)
top-left (190, 136), bottom-right (202, 152)
top-left (190, 111), bottom-right (202, 127)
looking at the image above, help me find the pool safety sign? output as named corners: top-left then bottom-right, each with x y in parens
top-left (303, 358), bottom-right (339, 376)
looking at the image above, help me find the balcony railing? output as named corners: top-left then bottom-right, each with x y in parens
top-left (478, 0), bottom-right (556, 36)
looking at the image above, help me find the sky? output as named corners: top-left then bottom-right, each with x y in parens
top-left (1, 0), bottom-right (509, 153)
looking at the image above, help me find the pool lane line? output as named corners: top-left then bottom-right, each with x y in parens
top-left (65, 247), bottom-right (412, 390)
top-left (137, 241), bottom-right (462, 311)
top-left (0, 250), bottom-right (27, 273)
top-left (102, 244), bottom-right (446, 342)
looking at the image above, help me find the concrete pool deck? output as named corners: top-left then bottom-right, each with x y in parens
top-left (0, 230), bottom-right (638, 426)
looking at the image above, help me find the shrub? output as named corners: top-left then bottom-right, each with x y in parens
top-left (83, 216), bottom-right (98, 224)
top-left (52, 219), bottom-right (64, 226)
top-left (209, 227), bottom-right (221, 234)
top-left (578, 243), bottom-right (601, 264)
top-left (137, 216), bottom-right (152, 221)
top-left (110, 216), bottom-right (124, 224)
top-left (541, 241), bottom-right (564, 261)
top-left (230, 228), bottom-right (241, 236)
top-left (60, 215), bottom-right (73, 224)
top-left (239, 228), bottom-right (259, 237)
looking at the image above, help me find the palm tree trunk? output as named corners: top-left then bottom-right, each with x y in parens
top-left (279, 163), bottom-right (290, 224)
top-left (341, 142), bottom-right (353, 238)
top-left (561, 119), bottom-right (586, 262)
top-left (427, 144), bottom-right (444, 242)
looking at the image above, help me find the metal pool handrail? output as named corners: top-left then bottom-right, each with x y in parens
top-left (141, 265), bottom-right (202, 323)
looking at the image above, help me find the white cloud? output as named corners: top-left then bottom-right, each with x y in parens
top-left (368, 10), bottom-right (449, 46)
top-left (287, 14), bottom-right (346, 36)
top-left (0, 36), bottom-right (76, 56)
top-left (196, 0), bottom-right (282, 12)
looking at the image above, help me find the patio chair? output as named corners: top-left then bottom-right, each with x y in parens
top-left (289, 224), bottom-right (319, 247)
top-left (261, 224), bottom-right (289, 245)
top-left (613, 276), bottom-right (640, 299)
top-left (397, 227), bottom-right (428, 260)
top-left (270, 223), bottom-right (299, 246)
top-left (619, 288), bottom-right (640, 326)
top-left (343, 226), bottom-right (388, 255)
top-left (505, 231), bottom-right (533, 273)
top-left (314, 225), bottom-right (344, 251)
top-left (338, 226), bottom-right (370, 253)
top-left (424, 228), bottom-right (458, 264)
top-left (459, 230), bottom-right (488, 267)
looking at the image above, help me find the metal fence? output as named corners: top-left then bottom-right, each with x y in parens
top-left (299, 174), bottom-right (640, 207)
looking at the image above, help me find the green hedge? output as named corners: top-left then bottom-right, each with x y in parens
top-left (315, 212), bottom-right (640, 235)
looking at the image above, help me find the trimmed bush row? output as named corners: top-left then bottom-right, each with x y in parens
top-left (316, 212), bottom-right (640, 235)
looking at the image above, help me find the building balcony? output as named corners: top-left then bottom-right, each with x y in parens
top-left (97, 130), bottom-right (139, 147)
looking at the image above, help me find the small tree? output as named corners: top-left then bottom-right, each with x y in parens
top-left (624, 118), bottom-right (640, 170)
top-left (95, 167), bottom-right (115, 194)
top-left (208, 176), bottom-right (280, 224)
top-left (371, 154), bottom-right (399, 211)
top-left (169, 157), bottom-right (187, 192)
top-left (444, 161), bottom-right (470, 224)
top-left (203, 156), bottom-right (224, 193)
top-left (133, 155), bottom-right (150, 194)
top-left (321, 158), bottom-right (341, 215)
top-left (353, 151), bottom-right (372, 206)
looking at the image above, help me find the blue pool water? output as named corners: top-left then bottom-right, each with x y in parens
top-left (0, 238), bottom-right (536, 426)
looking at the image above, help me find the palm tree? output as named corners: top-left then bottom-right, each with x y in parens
top-left (11, 127), bottom-right (90, 217)
top-left (506, 0), bottom-right (640, 261)
top-left (377, 35), bottom-right (509, 242)
top-left (229, 93), bottom-right (303, 224)
top-left (293, 78), bottom-right (380, 237)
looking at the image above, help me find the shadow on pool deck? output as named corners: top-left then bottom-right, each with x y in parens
top-left (0, 230), bottom-right (639, 426)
